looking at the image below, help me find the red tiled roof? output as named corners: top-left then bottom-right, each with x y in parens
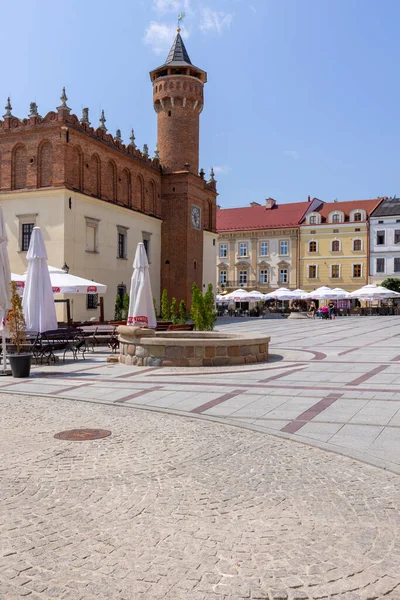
top-left (216, 202), bottom-right (310, 232)
top-left (317, 199), bottom-right (383, 221)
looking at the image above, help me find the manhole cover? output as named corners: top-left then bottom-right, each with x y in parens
top-left (54, 428), bottom-right (111, 441)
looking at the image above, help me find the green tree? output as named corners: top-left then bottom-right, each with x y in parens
top-left (170, 297), bottom-right (178, 324)
top-left (114, 294), bottom-right (122, 321)
top-left (8, 281), bottom-right (26, 354)
top-left (178, 300), bottom-right (187, 324)
top-left (122, 293), bottom-right (130, 320)
top-left (161, 289), bottom-right (170, 321)
top-left (203, 283), bottom-right (217, 331)
top-left (381, 278), bottom-right (400, 293)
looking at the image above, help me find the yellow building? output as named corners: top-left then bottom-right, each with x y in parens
top-left (299, 198), bottom-right (383, 292)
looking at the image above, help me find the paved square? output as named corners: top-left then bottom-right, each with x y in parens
top-left (1, 315), bottom-right (400, 598)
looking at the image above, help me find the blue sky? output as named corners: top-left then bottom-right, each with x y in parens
top-left (3, 0), bottom-right (400, 207)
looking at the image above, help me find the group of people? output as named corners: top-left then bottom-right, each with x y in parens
top-left (309, 300), bottom-right (336, 320)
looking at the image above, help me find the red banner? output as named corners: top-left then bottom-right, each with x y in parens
top-left (127, 315), bottom-right (148, 325)
top-left (52, 287), bottom-right (61, 293)
top-left (87, 286), bottom-right (97, 292)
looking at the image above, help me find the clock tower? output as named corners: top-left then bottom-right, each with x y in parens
top-left (150, 31), bottom-right (217, 307)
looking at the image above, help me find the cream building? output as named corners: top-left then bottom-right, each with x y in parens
top-left (216, 199), bottom-right (311, 292)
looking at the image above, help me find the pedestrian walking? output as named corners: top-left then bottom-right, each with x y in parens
top-left (309, 300), bottom-right (316, 319)
top-left (328, 301), bottom-right (336, 320)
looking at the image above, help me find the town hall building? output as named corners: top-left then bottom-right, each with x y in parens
top-left (0, 32), bottom-right (217, 321)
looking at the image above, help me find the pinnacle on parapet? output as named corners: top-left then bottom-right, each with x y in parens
top-left (154, 144), bottom-right (160, 160)
top-left (3, 97), bottom-right (12, 118)
top-left (199, 168), bottom-right (205, 179)
top-left (115, 129), bottom-right (122, 142)
top-left (129, 128), bottom-right (136, 149)
top-left (99, 110), bottom-right (107, 131)
top-left (143, 144), bottom-right (149, 157)
top-left (57, 87), bottom-right (70, 112)
top-left (209, 167), bottom-right (215, 182)
top-left (29, 102), bottom-right (39, 116)
top-left (184, 162), bottom-right (190, 171)
top-left (80, 107), bottom-right (90, 125)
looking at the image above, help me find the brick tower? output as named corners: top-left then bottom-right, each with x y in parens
top-left (150, 31), bottom-right (217, 307)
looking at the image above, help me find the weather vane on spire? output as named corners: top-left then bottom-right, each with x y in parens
top-left (177, 11), bottom-right (185, 32)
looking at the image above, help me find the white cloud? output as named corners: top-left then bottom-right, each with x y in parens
top-left (249, 4), bottom-right (257, 14)
top-left (199, 7), bottom-right (234, 34)
top-left (213, 165), bottom-right (231, 175)
top-left (284, 150), bottom-right (299, 160)
top-left (144, 22), bottom-right (190, 55)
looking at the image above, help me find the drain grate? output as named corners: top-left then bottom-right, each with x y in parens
top-left (54, 428), bottom-right (111, 441)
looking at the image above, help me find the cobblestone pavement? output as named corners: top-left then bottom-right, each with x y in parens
top-left (1, 393), bottom-right (400, 600)
top-left (2, 316), bottom-right (400, 473)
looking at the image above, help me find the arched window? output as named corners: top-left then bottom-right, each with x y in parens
top-left (89, 154), bottom-right (101, 197)
top-left (332, 214), bottom-right (340, 223)
top-left (66, 145), bottom-right (82, 191)
top-left (136, 175), bottom-right (144, 210)
top-left (149, 180), bottom-right (156, 214)
top-left (105, 161), bottom-right (117, 202)
top-left (309, 240), bottom-right (317, 253)
top-left (120, 169), bottom-right (131, 207)
top-left (354, 212), bottom-right (362, 222)
top-left (12, 144), bottom-right (27, 190)
top-left (331, 240), bottom-right (340, 252)
top-left (353, 239), bottom-right (362, 251)
top-left (38, 141), bottom-right (52, 188)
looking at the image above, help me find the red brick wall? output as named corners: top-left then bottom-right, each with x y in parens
top-left (38, 141), bottom-right (52, 187)
top-left (12, 144), bottom-right (27, 190)
top-left (153, 75), bottom-right (204, 174)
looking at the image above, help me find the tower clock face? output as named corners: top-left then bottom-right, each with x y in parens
top-left (191, 205), bottom-right (201, 230)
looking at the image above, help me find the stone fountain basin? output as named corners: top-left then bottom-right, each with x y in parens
top-left (117, 326), bottom-right (270, 367)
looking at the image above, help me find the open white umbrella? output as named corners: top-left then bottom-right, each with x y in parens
top-left (265, 287), bottom-right (298, 300)
top-left (0, 206), bottom-right (11, 373)
top-left (127, 242), bottom-right (156, 328)
top-left (329, 287), bottom-right (351, 299)
top-left (20, 265), bottom-right (107, 295)
top-left (291, 288), bottom-right (310, 299)
top-left (308, 286), bottom-right (334, 300)
top-left (349, 284), bottom-right (400, 300)
top-left (22, 227), bottom-right (57, 332)
top-left (247, 290), bottom-right (268, 300)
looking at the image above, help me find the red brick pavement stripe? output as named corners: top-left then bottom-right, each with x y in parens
top-left (53, 383), bottom-right (90, 395)
top-left (116, 367), bottom-right (161, 379)
top-left (260, 366), bottom-right (307, 383)
top-left (345, 365), bottom-right (389, 386)
top-left (191, 389), bottom-right (244, 414)
top-left (151, 363), bottom-right (307, 378)
top-left (338, 332), bottom-right (400, 356)
top-left (391, 355), bottom-right (400, 362)
top-left (271, 348), bottom-right (326, 361)
top-left (114, 386), bottom-right (164, 403)
top-left (281, 393), bottom-right (344, 434)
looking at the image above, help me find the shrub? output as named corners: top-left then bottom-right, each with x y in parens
top-left (161, 289), bottom-right (170, 321)
top-left (178, 300), bottom-right (187, 324)
top-left (170, 297), bottom-right (178, 324)
top-left (114, 294), bottom-right (122, 321)
top-left (122, 293), bottom-right (129, 320)
top-left (203, 284), bottom-right (217, 331)
top-left (381, 278), bottom-right (400, 293)
top-left (8, 281), bottom-right (26, 354)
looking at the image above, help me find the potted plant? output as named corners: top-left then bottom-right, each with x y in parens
top-left (7, 281), bottom-right (32, 378)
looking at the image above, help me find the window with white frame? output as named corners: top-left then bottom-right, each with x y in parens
top-left (394, 258), bottom-right (400, 272)
top-left (376, 230), bottom-right (385, 245)
top-left (279, 269), bottom-right (288, 284)
top-left (239, 242), bottom-right (248, 257)
top-left (279, 240), bottom-right (289, 255)
top-left (219, 270), bottom-right (227, 284)
top-left (260, 241), bottom-right (269, 256)
top-left (395, 230), bottom-right (400, 245)
top-left (331, 264), bottom-right (340, 279)
top-left (353, 239), bottom-right (362, 251)
top-left (219, 243), bottom-right (227, 258)
top-left (331, 240), bottom-right (340, 252)
top-left (309, 240), bottom-right (317, 253)
top-left (354, 212), bottom-right (362, 222)
top-left (308, 265), bottom-right (317, 279)
top-left (17, 213), bottom-right (38, 252)
top-left (239, 270), bottom-right (248, 285)
top-left (85, 217), bottom-right (100, 253)
top-left (309, 215), bottom-right (317, 224)
top-left (376, 258), bottom-right (385, 273)
top-left (259, 269), bottom-right (268, 283)
top-left (353, 264), bottom-right (362, 278)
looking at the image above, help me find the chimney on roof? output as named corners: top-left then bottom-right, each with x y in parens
top-left (250, 201), bottom-right (261, 207)
top-left (265, 197), bottom-right (276, 209)
top-left (308, 195), bottom-right (311, 202)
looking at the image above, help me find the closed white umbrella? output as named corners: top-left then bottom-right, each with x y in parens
top-left (0, 206), bottom-right (11, 373)
top-left (22, 227), bottom-right (57, 332)
top-left (127, 242), bottom-right (156, 328)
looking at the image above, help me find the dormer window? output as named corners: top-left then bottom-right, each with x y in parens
top-left (354, 213), bottom-right (362, 222)
top-left (309, 215), bottom-right (316, 224)
top-left (307, 212), bottom-right (320, 225)
top-left (332, 214), bottom-right (340, 223)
